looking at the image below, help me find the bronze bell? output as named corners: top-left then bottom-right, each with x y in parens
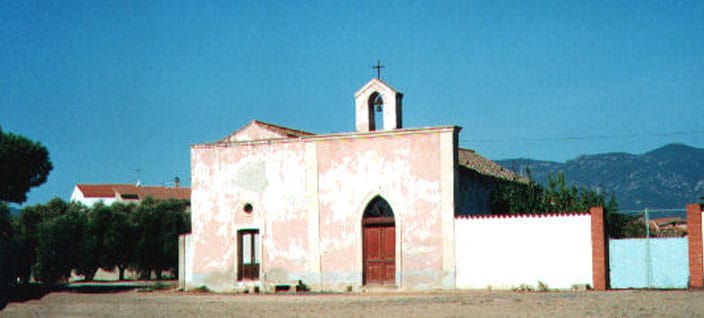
top-left (374, 96), bottom-right (383, 112)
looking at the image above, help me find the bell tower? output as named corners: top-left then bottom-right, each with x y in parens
top-left (354, 78), bottom-right (403, 132)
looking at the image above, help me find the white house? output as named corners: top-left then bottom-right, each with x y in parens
top-left (70, 182), bottom-right (190, 207)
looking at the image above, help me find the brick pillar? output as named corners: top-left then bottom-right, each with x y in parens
top-left (590, 206), bottom-right (609, 291)
top-left (688, 203), bottom-right (703, 288)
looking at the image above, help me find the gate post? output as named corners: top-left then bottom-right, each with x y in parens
top-left (590, 206), bottom-right (609, 290)
top-left (687, 203), bottom-right (703, 288)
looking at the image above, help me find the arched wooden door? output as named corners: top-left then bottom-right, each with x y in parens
top-left (362, 196), bottom-right (395, 285)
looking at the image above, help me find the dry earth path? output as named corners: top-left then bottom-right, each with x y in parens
top-left (3, 289), bottom-right (704, 317)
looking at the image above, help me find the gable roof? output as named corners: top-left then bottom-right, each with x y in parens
top-left (76, 184), bottom-right (118, 197)
top-left (354, 78), bottom-right (402, 99)
top-left (76, 184), bottom-right (191, 201)
top-left (458, 148), bottom-right (527, 183)
top-left (218, 120), bottom-right (315, 143)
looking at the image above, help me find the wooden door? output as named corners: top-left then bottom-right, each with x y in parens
top-left (363, 224), bottom-right (395, 285)
top-left (237, 229), bottom-right (260, 281)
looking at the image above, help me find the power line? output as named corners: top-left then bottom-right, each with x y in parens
top-left (463, 129), bottom-right (704, 144)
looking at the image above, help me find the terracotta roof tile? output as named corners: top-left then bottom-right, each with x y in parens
top-left (458, 148), bottom-right (527, 183)
top-left (77, 184), bottom-right (120, 198)
top-left (76, 184), bottom-right (190, 201)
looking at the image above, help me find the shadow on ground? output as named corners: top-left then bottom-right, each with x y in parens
top-left (0, 281), bottom-right (174, 310)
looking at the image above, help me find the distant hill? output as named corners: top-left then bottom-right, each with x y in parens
top-left (497, 143), bottom-right (704, 211)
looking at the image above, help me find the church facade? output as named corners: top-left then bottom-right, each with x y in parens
top-left (183, 78), bottom-right (522, 292)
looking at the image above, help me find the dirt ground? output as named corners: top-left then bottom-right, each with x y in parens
top-left (3, 288), bottom-right (704, 318)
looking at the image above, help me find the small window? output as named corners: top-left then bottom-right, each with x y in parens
top-left (120, 193), bottom-right (139, 200)
top-left (243, 203), bottom-right (253, 214)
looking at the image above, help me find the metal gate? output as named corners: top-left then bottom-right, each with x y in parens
top-left (608, 209), bottom-right (689, 289)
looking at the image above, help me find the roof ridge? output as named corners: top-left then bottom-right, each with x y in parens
top-left (251, 120), bottom-right (315, 136)
top-left (457, 148), bottom-right (527, 183)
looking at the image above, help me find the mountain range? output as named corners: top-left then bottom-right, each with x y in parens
top-left (496, 143), bottom-right (704, 211)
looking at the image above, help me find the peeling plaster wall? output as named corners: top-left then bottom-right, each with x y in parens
top-left (316, 129), bottom-right (456, 290)
top-left (224, 124), bottom-right (289, 142)
top-left (189, 141), bottom-right (311, 291)
top-left (455, 213), bottom-right (593, 290)
top-left (188, 127), bottom-right (459, 292)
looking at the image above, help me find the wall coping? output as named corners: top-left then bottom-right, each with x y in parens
top-left (193, 125), bottom-right (460, 149)
top-left (456, 212), bottom-right (590, 220)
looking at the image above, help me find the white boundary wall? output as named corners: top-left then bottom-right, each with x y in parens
top-left (455, 213), bottom-right (593, 290)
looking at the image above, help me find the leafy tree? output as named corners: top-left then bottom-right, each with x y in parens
top-left (132, 198), bottom-right (190, 280)
top-left (14, 204), bottom-right (47, 283)
top-left (0, 127), bottom-right (53, 204)
top-left (7, 197), bottom-right (189, 283)
top-left (0, 202), bottom-right (19, 289)
top-left (33, 202), bottom-right (86, 283)
top-left (0, 202), bottom-right (13, 241)
top-left (12, 199), bottom-right (65, 284)
top-left (104, 202), bottom-right (136, 281)
top-left (75, 203), bottom-right (108, 281)
top-left (490, 170), bottom-right (618, 215)
top-left (489, 179), bottom-right (543, 214)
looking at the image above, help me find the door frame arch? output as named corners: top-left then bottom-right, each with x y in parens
top-left (361, 195), bottom-right (397, 285)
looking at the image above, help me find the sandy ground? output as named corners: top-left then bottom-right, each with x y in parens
top-left (3, 288), bottom-right (704, 318)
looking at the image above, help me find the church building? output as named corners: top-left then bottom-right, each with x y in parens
top-left (183, 77), bottom-right (523, 292)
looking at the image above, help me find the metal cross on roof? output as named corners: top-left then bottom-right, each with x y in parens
top-left (372, 59), bottom-right (385, 79)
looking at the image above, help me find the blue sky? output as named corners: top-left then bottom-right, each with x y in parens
top-left (2, 1), bottom-right (703, 206)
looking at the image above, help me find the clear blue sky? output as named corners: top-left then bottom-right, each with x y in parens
top-left (2, 1), bottom-right (703, 206)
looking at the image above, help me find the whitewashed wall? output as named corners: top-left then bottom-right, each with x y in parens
top-left (455, 213), bottom-right (592, 290)
top-left (69, 187), bottom-right (117, 207)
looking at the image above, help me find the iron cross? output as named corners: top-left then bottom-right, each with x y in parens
top-left (372, 60), bottom-right (385, 79)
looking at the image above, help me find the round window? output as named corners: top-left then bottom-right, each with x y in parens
top-left (243, 203), bottom-right (253, 214)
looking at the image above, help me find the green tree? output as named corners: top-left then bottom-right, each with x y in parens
top-left (78, 202), bottom-right (138, 281)
top-left (11, 198), bottom-right (67, 284)
top-left (0, 127), bottom-right (53, 204)
top-left (104, 202), bottom-right (136, 281)
top-left (33, 202), bottom-right (86, 283)
top-left (490, 171), bottom-right (618, 215)
top-left (544, 172), bottom-right (579, 212)
top-left (132, 198), bottom-right (190, 280)
top-left (15, 204), bottom-right (46, 283)
top-left (0, 202), bottom-right (13, 242)
top-left (489, 179), bottom-right (543, 214)
top-left (0, 202), bottom-right (18, 289)
top-left (75, 202), bottom-right (108, 281)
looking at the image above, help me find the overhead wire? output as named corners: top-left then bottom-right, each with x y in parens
top-left (462, 129), bottom-right (704, 144)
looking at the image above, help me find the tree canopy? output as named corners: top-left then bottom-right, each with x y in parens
top-left (2, 198), bottom-right (190, 284)
top-left (490, 170), bottom-right (618, 215)
top-left (0, 127), bottom-right (53, 204)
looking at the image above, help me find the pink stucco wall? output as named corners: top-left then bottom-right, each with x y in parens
top-left (188, 126), bottom-right (458, 292)
top-left (316, 132), bottom-right (447, 287)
